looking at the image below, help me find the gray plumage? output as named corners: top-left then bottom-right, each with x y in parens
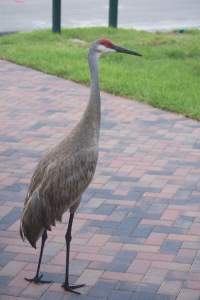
top-left (19, 38), bottom-right (142, 251)
top-left (20, 41), bottom-right (101, 248)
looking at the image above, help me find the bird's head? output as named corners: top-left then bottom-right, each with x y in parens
top-left (92, 38), bottom-right (142, 57)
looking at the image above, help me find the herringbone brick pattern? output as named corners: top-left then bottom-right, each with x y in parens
top-left (1, 60), bottom-right (200, 299)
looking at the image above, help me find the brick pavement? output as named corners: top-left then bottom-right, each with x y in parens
top-left (1, 59), bottom-right (200, 299)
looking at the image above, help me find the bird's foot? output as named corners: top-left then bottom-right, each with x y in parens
top-left (62, 283), bottom-right (85, 294)
top-left (25, 273), bottom-right (52, 284)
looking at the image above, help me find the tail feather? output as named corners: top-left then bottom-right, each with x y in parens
top-left (19, 220), bottom-right (25, 241)
top-left (20, 191), bottom-right (45, 248)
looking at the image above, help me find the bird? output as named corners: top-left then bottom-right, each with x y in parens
top-left (20, 38), bottom-right (142, 294)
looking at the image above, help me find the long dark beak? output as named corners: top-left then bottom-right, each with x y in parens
top-left (112, 44), bottom-right (142, 56)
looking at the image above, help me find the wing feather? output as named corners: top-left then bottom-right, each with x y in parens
top-left (21, 147), bottom-right (98, 247)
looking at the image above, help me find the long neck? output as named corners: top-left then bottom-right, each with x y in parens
top-left (79, 49), bottom-right (101, 142)
top-left (89, 50), bottom-right (100, 104)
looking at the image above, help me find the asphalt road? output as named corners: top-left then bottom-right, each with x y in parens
top-left (1, 0), bottom-right (200, 32)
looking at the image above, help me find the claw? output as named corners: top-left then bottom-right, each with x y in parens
top-left (25, 273), bottom-right (52, 284)
top-left (62, 283), bottom-right (85, 294)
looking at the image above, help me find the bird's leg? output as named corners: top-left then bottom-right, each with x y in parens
top-left (62, 212), bottom-right (85, 294)
top-left (25, 230), bottom-right (52, 284)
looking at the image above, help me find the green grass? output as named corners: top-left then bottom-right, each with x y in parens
top-left (0, 27), bottom-right (200, 120)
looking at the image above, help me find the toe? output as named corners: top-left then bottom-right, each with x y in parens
top-left (62, 283), bottom-right (85, 294)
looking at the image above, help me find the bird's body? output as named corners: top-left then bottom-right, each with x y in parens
top-left (20, 130), bottom-right (98, 247)
top-left (20, 44), bottom-right (101, 248)
top-left (19, 38), bottom-right (141, 293)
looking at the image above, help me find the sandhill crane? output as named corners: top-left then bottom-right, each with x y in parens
top-left (20, 38), bottom-right (142, 294)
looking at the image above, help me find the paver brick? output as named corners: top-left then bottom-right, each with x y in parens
top-left (142, 267), bottom-right (168, 285)
top-left (161, 209), bottom-right (180, 221)
top-left (176, 288), bottom-right (200, 300)
top-left (176, 248), bottom-right (197, 264)
top-left (0, 261), bottom-right (26, 276)
top-left (145, 232), bottom-right (167, 246)
top-left (0, 286), bottom-right (24, 298)
top-left (21, 281), bottom-right (50, 299)
top-left (40, 290), bottom-right (63, 300)
top-left (151, 261), bottom-right (191, 272)
top-left (160, 239), bottom-right (182, 254)
top-left (168, 234), bottom-right (200, 242)
top-left (127, 259), bottom-right (151, 274)
top-left (76, 269), bottom-right (103, 286)
top-left (122, 243), bottom-right (159, 253)
top-left (0, 206), bottom-right (13, 218)
top-left (109, 290), bottom-right (132, 300)
top-left (0, 252), bottom-right (16, 267)
top-left (158, 280), bottom-right (182, 296)
top-left (88, 280), bottom-right (117, 298)
top-left (131, 291), bottom-right (174, 300)
top-left (76, 253), bottom-right (113, 263)
top-left (184, 280), bottom-right (200, 290)
top-left (88, 233), bottom-right (110, 246)
top-left (102, 271), bottom-right (142, 283)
